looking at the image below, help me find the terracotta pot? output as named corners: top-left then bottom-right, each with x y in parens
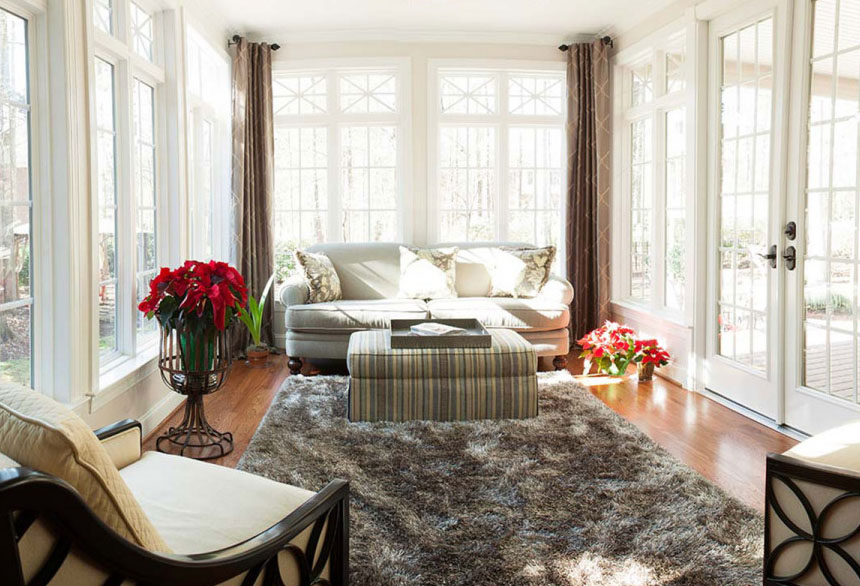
top-left (245, 346), bottom-right (269, 369)
top-left (637, 362), bottom-right (655, 382)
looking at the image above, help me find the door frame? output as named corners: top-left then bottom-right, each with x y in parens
top-left (702, 0), bottom-right (793, 421)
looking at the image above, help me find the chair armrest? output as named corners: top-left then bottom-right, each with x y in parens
top-left (279, 275), bottom-right (310, 308)
top-left (0, 467), bottom-right (350, 586)
top-left (94, 419), bottom-right (142, 469)
top-left (764, 452), bottom-right (860, 584)
top-left (539, 274), bottom-right (574, 306)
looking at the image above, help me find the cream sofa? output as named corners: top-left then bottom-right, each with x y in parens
top-left (280, 242), bottom-right (574, 374)
top-left (764, 422), bottom-right (860, 584)
top-left (0, 382), bottom-right (348, 585)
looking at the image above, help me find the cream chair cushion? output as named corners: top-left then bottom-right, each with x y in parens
top-left (121, 451), bottom-right (325, 584)
top-left (783, 420), bottom-right (860, 471)
top-left (0, 383), bottom-right (170, 552)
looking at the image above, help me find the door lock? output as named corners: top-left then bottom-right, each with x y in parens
top-left (784, 221), bottom-right (797, 241)
top-left (758, 244), bottom-right (778, 269)
top-left (783, 246), bottom-right (797, 271)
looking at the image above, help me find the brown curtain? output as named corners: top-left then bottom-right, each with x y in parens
top-left (231, 37), bottom-right (275, 349)
top-left (565, 39), bottom-right (612, 341)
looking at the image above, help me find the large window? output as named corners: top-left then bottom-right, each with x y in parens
top-left (91, 0), bottom-right (164, 369)
top-left (429, 64), bottom-right (566, 261)
top-left (271, 61), bottom-right (409, 279)
top-left (186, 25), bottom-right (229, 262)
top-left (0, 7), bottom-right (33, 386)
top-left (616, 32), bottom-right (691, 317)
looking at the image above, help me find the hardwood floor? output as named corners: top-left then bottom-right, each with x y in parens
top-left (143, 352), bottom-right (797, 510)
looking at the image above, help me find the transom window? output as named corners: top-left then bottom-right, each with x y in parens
top-left (430, 63), bottom-right (566, 264)
top-left (271, 62), bottom-right (409, 279)
top-left (0, 7), bottom-right (34, 386)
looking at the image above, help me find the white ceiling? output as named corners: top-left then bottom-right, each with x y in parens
top-left (209, 0), bottom-right (676, 44)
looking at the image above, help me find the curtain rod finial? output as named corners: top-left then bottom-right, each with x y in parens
top-left (558, 44), bottom-right (569, 52)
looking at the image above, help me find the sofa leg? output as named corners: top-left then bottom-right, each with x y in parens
top-left (553, 355), bottom-right (568, 371)
top-left (288, 357), bottom-right (303, 375)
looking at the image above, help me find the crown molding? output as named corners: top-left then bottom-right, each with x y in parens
top-left (242, 28), bottom-right (599, 47)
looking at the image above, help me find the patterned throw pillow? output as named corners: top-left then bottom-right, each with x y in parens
top-left (295, 250), bottom-right (342, 304)
top-left (398, 246), bottom-right (459, 299)
top-left (489, 246), bottom-right (557, 298)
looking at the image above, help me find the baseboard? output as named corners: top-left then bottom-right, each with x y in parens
top-left (139, 392), bottom-right (185, 438)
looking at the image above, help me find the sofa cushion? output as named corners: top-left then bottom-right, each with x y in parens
top-left (287, 299), bottom-right (429, 332)
top-left (295, 250), bottom-right (342, 303)
top-left (428, 297), bottom-right (570, 332)
top-left (0, 383), bottom-right (170, 552)
top-left (398, 246), bottom-right (458, 299)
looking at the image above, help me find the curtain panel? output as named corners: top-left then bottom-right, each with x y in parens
top-left (565, 40), bottom-right (612, 341)
top-left (231, 37), bottom-right (275, 349)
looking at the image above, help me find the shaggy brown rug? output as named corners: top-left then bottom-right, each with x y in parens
top-left (237, 372), bottom-right (763, 585)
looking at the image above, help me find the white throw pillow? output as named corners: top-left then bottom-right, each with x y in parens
top-left (398, 246), bottom-right (459, 299)
top-left (489, 246), bottom-right (557, 298)
top-left (295, 250), bottom-right (342, 304)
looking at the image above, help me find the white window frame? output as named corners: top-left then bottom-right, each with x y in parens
top-left (0, 0), bottom-right (51, 393)
top-left (271, 57), bottom-right (413, 248)
top-left (427, 59), bottom-right (567, 261)
top-left (184, 24), bottom-right (230, 262)
top-left (612, 26), bottom-right (697, 326)
top-left (85, 0), bottom-right (168, 384)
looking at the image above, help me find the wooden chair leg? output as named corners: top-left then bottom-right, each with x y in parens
top-left (288, 357), bottom-right (303, 375)
top-left (553, 355), bottom-right (568, 371)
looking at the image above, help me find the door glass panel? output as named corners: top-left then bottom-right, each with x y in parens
top-left (717, 17), bottom-right (774, 372)
top-left (802, 0), bottom-right (860, 402)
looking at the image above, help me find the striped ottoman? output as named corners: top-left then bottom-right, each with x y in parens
top-left (346, 329), bottom-right (538, 422)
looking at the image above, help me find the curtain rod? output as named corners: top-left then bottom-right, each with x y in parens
top-left (558, 35), bottom-right (612, 52)
top-left (227, 34), bottom-right (281, 51)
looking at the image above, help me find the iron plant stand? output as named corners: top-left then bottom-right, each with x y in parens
top-left (156, 320), bottom-right (234, 460)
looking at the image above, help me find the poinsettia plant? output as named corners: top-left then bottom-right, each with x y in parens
top-left (138, 260), bottom-right (249, 338)
top-left (577, 321), bottom-right (670, 376)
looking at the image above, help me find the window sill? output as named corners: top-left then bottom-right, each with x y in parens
top-left (610, 299), bottom-right (692, 330)
top-left (92, 346), bottom-right (160, 413)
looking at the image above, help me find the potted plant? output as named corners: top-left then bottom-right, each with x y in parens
top-left (577, 321), bottom-right (671, 380)
top-left (237, 274), bottom-right (275, 368)
top-left (138, 260), bottom-right (248, 372)
top-left (633, 339), bottom-right (671, 381)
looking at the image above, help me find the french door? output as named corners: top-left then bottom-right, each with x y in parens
top-left (704, 0), bottom-right (789, 419)
top-left (705, 0), bottom-right (860, 435)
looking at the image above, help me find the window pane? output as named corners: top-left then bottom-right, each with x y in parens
top-left (95, 58), bottom-right (117, 359)
top-left (94, 0), bottom-right (112, 34)
top-left (190, 116), bottom-right (214, 260)
top-left (133, 79), bottom-right (157, 347)
top-left (630, 118), bottom-right (652, 300)
top-left (665, 108), bottom-right (686, 311)
top-left (131, 2), bottom-right (153, 62)
top-left (273, 74), bottom-right (327, 116)
top-left (99, 283), bottom-right (116, 359)
top-left (0, 8), bottom-right (32, 386)
top-left (508, 74), bottom-right (564, 116)
top-left (273, 126), bottom-right (328, 277)
top-left (438, 126), bottom-right (497, 241)
top-left (339, 72), bottom-right (396, 113)
top-left (341, 125), bottom-right (398, 242)
top-left (665, 49), bottom-right (686, 94)
top-left (631, 62), bottom-right (653, 106)
top-left (440, 73), bottom-right (497, 114)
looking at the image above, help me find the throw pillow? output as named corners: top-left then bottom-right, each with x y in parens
top-left (295, 250), bottom-right (342, 304)
top-left (489, 246), bottom-right (557, 298)
top-left (398, 246), bottom-right (459, 299)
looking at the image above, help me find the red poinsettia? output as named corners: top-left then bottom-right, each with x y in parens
top-left (578, 322), bottom-right (671, 375)
top-left (138, 260), bottom-right (248, 332)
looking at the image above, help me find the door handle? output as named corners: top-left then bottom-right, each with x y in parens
top-left (757, 244), bottom-right (778, 269)
top-left (783, 246), bottom-right (796, 271)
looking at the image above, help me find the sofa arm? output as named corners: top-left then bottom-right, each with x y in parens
top-left (539, 274), bottom-right (574, 306)
top-left (94, 419), bottom-right (142, 470)
top-left (279, 275), bottom-right (310, 308)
